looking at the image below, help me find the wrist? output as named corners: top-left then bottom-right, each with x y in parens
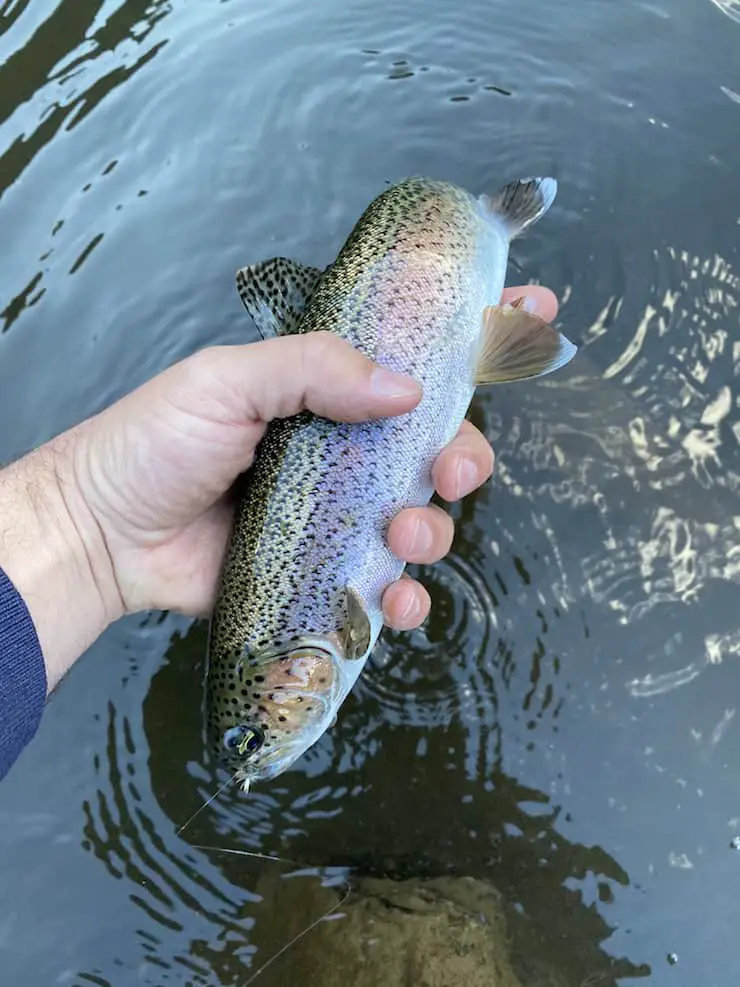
top-left (0, 425), bottom-right (124, 691)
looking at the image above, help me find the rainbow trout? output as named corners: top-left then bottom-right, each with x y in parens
top-left (206, 176), bottom-right (576, 788)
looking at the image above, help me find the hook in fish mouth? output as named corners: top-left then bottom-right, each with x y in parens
top-left (235, 742), bottom-right (309, 785)
top-left (229, 687), bottom-right (337, 786)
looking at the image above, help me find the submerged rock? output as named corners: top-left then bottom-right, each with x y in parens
top-left (249, 873), bottom-right (538, 987)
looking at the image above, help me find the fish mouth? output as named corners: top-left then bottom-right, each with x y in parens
top-left (235, 738), bottom-right (314, 785)
top-left (235, 692), bottom-right (336, 785)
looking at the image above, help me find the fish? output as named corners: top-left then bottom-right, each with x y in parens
top-left (205, 175), bottom-right (577, 788)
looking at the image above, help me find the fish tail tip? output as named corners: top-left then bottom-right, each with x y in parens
top-left (483, 176), bottom-right (558, 238)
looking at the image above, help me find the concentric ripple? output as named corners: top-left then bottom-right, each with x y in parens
top-left (361, 554), bottom-right (495, 730)
top-left (477, 240), bottom-right (740, 706)
top-left (75, 673), bottom-right (351, 986)
top-left (353, 547), bottom-right (570, 782)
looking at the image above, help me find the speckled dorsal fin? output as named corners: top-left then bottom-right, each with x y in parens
top-left (341, 586), bottom-right (372, 661)
top-left (235, 257), bottom-right (323, 339)
top-left (474, 301), bottom-right (577, 385)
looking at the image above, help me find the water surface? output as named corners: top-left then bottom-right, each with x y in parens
top-left (1, 0), bottom-right (740, 983)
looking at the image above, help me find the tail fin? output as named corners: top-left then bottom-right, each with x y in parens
top-left (482, 177), bottom-right (557, 238)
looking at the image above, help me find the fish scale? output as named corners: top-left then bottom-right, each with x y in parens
top-left (205, 175), bottom-right (578, 786)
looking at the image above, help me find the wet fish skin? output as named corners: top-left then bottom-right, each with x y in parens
top-left (206, 176), bottom-right (577, 786)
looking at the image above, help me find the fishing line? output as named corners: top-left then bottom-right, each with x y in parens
top-left (191, 845), bottom-right (300, 866)
top-left (183, 787), bottom-right (356, 980)
top-left (241, 880), bottom-right (352, 986)
top-left (176, 770), bottom-right (239, 837)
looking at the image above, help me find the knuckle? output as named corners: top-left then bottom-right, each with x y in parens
top-left (302, 330), bottom-right (340, 366)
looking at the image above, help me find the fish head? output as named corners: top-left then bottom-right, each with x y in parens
top-left (207, 642), bottom-right (343, 786)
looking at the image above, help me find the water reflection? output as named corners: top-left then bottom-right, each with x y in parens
top-left (70, 618), bottom-right (649, 986)
top-left (484, 245), bottom-right (740, 714)
top-left (77, 653), bottom-right (352, 984)
top-left (2, 0), bottom-right (740, 983)
top-left (0, 0), bottom-right (172, 333)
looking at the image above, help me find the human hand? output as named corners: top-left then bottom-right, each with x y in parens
top-left (3, 284), bottom-right (557, 688)
top-left (70, 285), bottom-right (558, 629)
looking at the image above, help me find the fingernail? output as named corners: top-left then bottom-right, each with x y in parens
top-left (398, 591), bottom-right (421, 625)
top-left (370, 367), bottom-right (420, 400)
top-left (409, 517), bottom-right (433, 555)
top-left (455, 458), bottom-right (479, 498)
top-left (522, 294), bottom-right (540, 314)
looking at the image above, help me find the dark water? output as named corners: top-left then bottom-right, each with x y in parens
top-left (2, 0), bottom-right (740, 983)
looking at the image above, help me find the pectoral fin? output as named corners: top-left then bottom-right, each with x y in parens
top-left (341, 585), bottom-right (372, 660)
top-left (235, 257), bottom-right (323, 339)
top-left (473, 302), bottom-right (577, 385)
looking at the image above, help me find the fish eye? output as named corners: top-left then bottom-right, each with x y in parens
top-left (223, 724), bottom-right (265, 756)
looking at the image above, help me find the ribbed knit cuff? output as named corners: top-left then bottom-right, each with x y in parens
top-left (0, 567), bottom-right (47, 780)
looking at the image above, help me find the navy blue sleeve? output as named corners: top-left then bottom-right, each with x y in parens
top-left (0, 567), bottom-right (47, 780)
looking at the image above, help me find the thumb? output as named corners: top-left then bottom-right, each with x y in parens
top-left (189, 330), bottom-right (422, 425)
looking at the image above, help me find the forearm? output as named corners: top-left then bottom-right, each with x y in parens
top-left (0, 427), bottom-right (120, 692)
